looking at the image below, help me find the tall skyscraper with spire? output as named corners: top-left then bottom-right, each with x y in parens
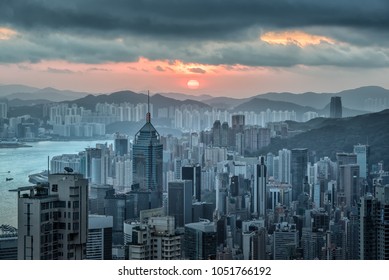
top-left (132, 92), bottom-right (163, 208)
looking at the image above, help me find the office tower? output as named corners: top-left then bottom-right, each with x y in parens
top-left (17, 172), bottom-right (88, 260)
top-left (114, 132), bottom-right (129, 156)
top-left (291, 148), bottom-right (308, 201)
top-left (86, 215), bottom-right (113, 260)
top-left (182, 164), bottom-right (201, 201)
top-left (168, 180), bottom-right (192, 228)
top-left (339, 164), bottom-right (360, 208)
top-left (278, 148), bottom-right (291, 184)
top-left (89, 184), bottom-right (113, 215)
top-left (358, 194), bottom-right (377, 259)
top-left (184, 220), bottom-right (217, 260)
top-left (273, 222), bottom-right (299, 260)
top-left (132, 96), bottom-right (163, 208)
top-left (192, 202), bottom-right (215, 223)
top-left (0, 225), bottom-right (17, 260)
top-left (104, 190), bottom-right (149, 244)
top-left (375, 184), bottom-right (389, 260)
top-left (253, 156), bottom-right (267, 218)
top-left (353, 144), bottom-right (370, 179)
top-left (330, 96), bottom-right (342, 118)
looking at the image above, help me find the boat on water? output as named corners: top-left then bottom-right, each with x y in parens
top-left (5, 177), bottom-right (13, 181)
top-left (0, 139), bottom-right (32, 148)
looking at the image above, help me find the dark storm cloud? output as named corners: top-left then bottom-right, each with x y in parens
top-left (1, 0), bottom-right (389, 40)
top-left (1, 0), bottom-right (389, 67)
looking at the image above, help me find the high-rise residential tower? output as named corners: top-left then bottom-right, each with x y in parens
top-left (16, 172), bottom-right (88, 260)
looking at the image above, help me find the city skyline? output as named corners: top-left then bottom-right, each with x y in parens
top-left (1, 1), bottom-right (389, 97)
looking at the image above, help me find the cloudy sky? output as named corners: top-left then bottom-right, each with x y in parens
top-left (1, 0), bottom-right (389, 97)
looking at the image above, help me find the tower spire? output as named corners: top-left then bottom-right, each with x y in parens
top-left (146, 90), bottom-right (151, 123)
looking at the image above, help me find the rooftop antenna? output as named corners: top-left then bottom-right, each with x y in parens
top-left (146, 90), bottom-right (151, 123)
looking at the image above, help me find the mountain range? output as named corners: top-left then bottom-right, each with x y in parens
top-left (3, 84), bottom-right (389, 119)
top-left (259, 109), bottom-right (389, 166)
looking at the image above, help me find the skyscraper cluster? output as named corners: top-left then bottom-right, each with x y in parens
top-left (9, 95), bottom-right (389, 260)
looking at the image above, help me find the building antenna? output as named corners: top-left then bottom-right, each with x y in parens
top-left (146, 90), bottom-right (151, 123)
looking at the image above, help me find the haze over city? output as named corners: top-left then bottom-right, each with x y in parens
top-left (1, 0), bottom-right (389, 96)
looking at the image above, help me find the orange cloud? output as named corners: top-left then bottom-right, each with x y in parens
top-left (261, 30), bottom-right (335, 47)
top-left (0, 27), bottom-right (17, 40)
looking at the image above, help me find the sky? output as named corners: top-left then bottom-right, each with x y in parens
top-left (1, 0), bottom-right (389, 97)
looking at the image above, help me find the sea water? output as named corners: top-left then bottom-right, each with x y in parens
top-left (0, 140), bottom-right (113, 228)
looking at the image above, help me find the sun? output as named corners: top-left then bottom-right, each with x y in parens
top-left (187, 79), bottom-right (200, 90)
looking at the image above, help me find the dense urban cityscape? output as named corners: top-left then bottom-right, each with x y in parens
top-left (1, 90), bottom-right (389, 260)
top-left (1, 0), bottom-right (389, 266)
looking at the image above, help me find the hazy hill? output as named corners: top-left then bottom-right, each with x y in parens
top-left (259, 109), bottom-right (389, 165)
top-left (0, 84), bottom-right (38, 97)
top-left (233, 97), bottom-right (317, 115)
top-left (258, 86), bottom-right (389, 111)
top-left (68, 91), bottom-right (211, 111)
top-left (157, 92), bottom-right (212, 101)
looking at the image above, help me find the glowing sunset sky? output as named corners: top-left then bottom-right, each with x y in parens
top-left (1, 0), bottom-right (389, 97)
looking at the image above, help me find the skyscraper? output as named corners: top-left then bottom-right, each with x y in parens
top-left (330, 96), bottom-right (342, 118)
top-left (184, 220), bottom-right (217, 260)
top-left (278, 148), bottom-right (291, 184)
top-left (132, 94), bottom-right (163, 208)
top-left (168, 180), bottom-right (192, 228)
top-left (291, 148), bottom-right (309, 201)
top-left (16, 172), bottom-right (88, 260)
top-left (253, 156), bottom-right (267, 218)
top-left (182, 164), bottom-right (201, 201)
top-left (353, 144), bottom-right (370, 179)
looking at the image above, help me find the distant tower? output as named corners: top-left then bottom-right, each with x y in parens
top-left (330, 96), bottom-right (342, 118)
top-left (132, 92), bottom-right (163, 208)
